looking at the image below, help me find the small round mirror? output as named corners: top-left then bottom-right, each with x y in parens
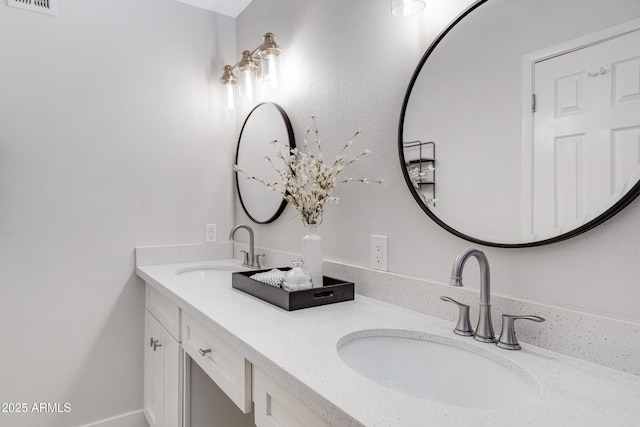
top-left (235, 102), bottom-right (295, 223)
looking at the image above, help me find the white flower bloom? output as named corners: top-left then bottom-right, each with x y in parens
top-left (233, 116), bottom-right (383, 225)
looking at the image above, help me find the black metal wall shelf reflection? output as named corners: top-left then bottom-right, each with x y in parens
top-left (403, 140), bottom-right (436, 205)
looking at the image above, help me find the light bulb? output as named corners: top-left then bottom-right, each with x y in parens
top-left (225, 83), bottom-right (237, 110)
top-left (238, 50), bottom-right (259, 101)
top-left (259, 33), bottom-right (282, 92)
top-left (261, 52), bottom-right (281, 91)
top-left (219, 65), bottom-right (238, 110)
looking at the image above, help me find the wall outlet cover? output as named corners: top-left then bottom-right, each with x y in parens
top-left (371, 235), bottom-right (388, 271)
top-left (205, 224), bottom-right (217, 243)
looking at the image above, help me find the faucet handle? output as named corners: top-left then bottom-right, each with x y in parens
top-left (496, 314), bottom-right (545, 350)
top-left (440, 296), bottom-right (474, 337)
top-left (240, 250), bottom-right (250, 267)
top-left (255, 253), bottom-right (266, 269)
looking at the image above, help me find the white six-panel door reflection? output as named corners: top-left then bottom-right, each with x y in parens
top-left (532, 29), bottom-right (640, 237)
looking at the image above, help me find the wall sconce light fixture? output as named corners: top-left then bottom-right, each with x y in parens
top-left (220, 33), bottom-right (282, 109)
top-left (391, 0), bottom-right (426, 18)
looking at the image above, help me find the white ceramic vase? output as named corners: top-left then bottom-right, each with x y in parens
top-left (303, 223), bottom-right (323, 288)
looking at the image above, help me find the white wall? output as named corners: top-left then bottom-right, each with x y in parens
top-left (0, 1), bottom-right (235, 426)
top-left (235, 0), bottom-right (640, 324)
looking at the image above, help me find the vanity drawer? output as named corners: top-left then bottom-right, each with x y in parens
top-left (253, 367), bottom-right (331, 427)
top-left (146, 285), bottom-right (180, 341)
top-left (181, 312), bottom-right (252, 414)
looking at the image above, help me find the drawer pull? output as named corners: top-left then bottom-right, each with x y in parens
top-left (313, 290), bottom-right (334, 300)
top-left (199, 348), bottom-right (212, 356)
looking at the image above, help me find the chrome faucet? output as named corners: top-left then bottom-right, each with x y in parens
top-left (449, 248), bottom-right (495, 343)
top-left (228, 224), bottom-right (264, 268)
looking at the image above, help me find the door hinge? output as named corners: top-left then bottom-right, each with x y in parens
top-left (531, 93), bottom-right (537, 113)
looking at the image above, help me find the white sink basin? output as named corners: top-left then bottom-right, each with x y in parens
top-left (175, 265), bottom-right (244, 279)
top-left (337, 330), bottom-right (541, 409)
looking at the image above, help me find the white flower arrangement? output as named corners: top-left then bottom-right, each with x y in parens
top-left (234, 116), bottom-right (384, 225)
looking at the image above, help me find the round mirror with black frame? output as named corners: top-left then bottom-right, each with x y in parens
top-left (399, 0), bottom-right (640, 248)
top-left (235, 102), bottom-right (295, 224)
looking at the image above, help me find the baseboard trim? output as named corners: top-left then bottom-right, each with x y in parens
top-left (78, 409), bottom-right (147, 427)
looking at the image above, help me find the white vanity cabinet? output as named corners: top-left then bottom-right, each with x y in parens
top-left (141, 279), bottom-right (332, 427)
top-left (144, 286), bottom-right (182, 427)
top-left (253, 368), bottom-right (331, 427)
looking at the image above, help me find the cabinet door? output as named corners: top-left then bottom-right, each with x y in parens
top-left (146, 285), bottom-right (180, 341)
top-left (144, 311), bottom-right (181, 427)
top-left (253, 368), bottom-right (331, 427)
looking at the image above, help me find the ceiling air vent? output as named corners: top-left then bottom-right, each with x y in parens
top-left (7, 0), bottom-right (58, 16)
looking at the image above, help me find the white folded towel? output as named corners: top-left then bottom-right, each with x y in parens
top-left (250, 269), bottom-right (285, 288)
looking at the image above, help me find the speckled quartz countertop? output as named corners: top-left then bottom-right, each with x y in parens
top-left (136, 259), bottom-right (640, 427)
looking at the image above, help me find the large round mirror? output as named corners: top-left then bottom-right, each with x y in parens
top-left (400, 0), bottom-right (640, 247)
top-left (236, 102), bottom-right (295, 223)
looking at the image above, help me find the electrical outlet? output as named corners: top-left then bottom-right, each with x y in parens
top-left (371, 235), bottom-right (388, 271)
top-left (205, 224), bottom-right (217, 243)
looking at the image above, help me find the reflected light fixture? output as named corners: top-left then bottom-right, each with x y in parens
top-left (220, 33), bottom-right (282, 109)
top-left (391, 0), bottom-right (426, 17)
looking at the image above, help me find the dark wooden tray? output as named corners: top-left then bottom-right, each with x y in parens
top-left (231, 268), bottom-right (354, 311)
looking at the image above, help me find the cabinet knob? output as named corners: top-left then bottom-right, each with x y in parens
top-left (199, 348), bottom-right (212, 356)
